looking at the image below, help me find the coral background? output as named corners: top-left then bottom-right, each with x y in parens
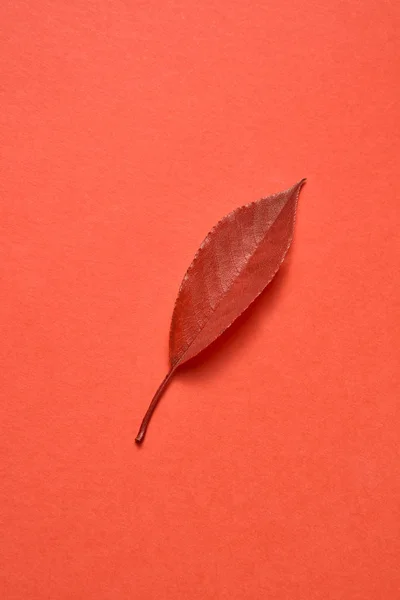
top-left (1, 1), bottom-right (399, 598)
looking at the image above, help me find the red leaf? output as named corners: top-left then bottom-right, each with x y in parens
top-left (136, 179), bottom-right (306, 443)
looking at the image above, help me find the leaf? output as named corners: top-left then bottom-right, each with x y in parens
top-left (135, 179), bottom-right (306, 443)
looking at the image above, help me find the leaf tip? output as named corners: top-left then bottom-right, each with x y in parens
top-left (290, 178), bottom-right (306, 197)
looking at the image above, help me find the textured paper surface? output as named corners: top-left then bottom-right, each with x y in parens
top-left (1, 1), bottom-right (399, 599)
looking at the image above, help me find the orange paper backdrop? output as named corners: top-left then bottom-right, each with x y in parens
top-left (1, 1), bottom-right (399, 599)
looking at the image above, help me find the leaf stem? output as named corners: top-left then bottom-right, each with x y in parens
top-left (135, 369), bottom-right (175, 444)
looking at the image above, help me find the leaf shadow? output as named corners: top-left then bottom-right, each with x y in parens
top-left (178, 261), bottom-right (292, 383)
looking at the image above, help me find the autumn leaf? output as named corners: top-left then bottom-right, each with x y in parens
top-left (135, 179), bottom-right (306, 443)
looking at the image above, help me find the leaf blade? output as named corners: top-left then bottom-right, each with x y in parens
top-left (169, 179), bottom-right (305, 367)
